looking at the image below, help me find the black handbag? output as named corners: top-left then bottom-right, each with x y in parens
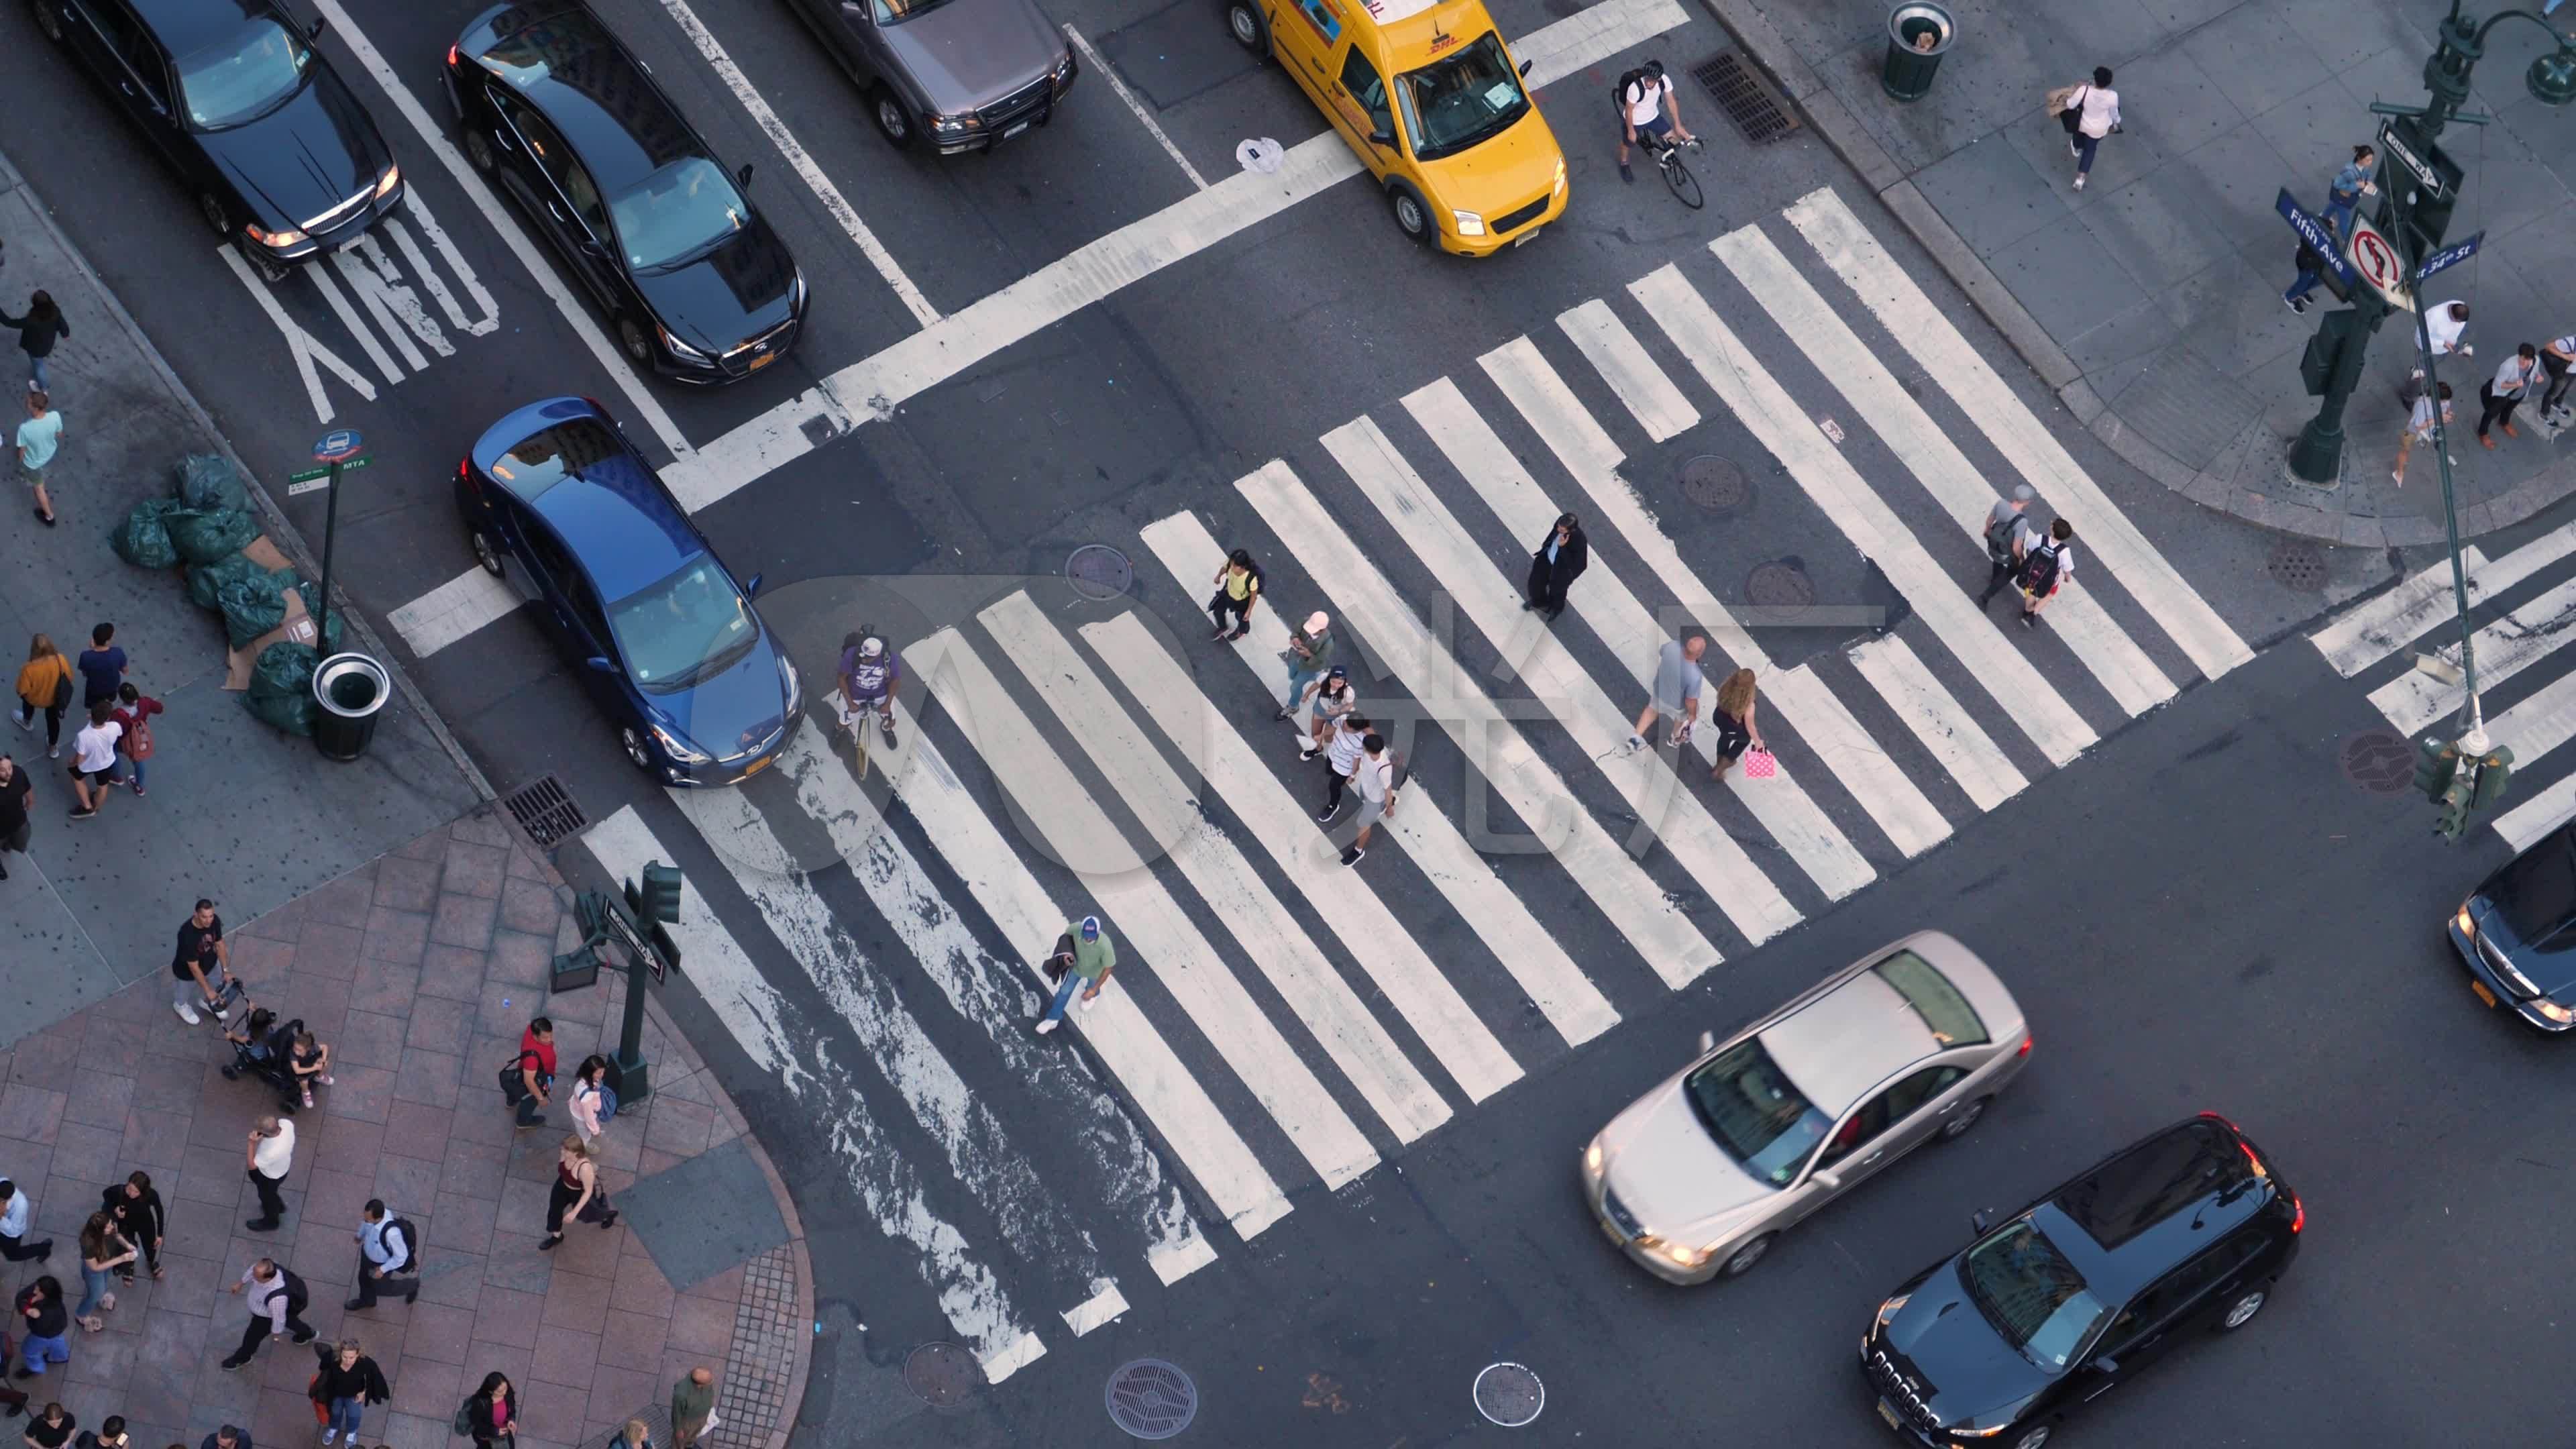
top-left (2058, 85), bottom-right (2087, 134)
top-left (49, 667), bottom-right (71, 711)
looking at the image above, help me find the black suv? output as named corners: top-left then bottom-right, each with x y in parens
top-left (1860, 1113), bottom-right (2302, 1449)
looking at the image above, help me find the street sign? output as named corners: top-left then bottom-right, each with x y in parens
top-left (2276, 189), bottom-right (2355, 285)
top-left (285, 455), bottom-right (372, 485)
top-left (311, 428), bottom-right (364, 464)
top-left (2376, 118), bottom-right (2447, 200)
top-left (2415, 230), bottom-right (2482, 282)
top-left (2347, 219), bottom-right (2406, 295)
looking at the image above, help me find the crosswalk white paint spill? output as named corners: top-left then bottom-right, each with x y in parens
top-left (2368, 574), bottom-right (2576, 736)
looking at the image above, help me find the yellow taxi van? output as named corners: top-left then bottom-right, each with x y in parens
top-left (1225, 0), bottom-right (1568, 255)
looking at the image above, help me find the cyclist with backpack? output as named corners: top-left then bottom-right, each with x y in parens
top-left (1615, 60), bottom-right (1696, 184)
top-left (837, 631), bottom-right (900, 751)
top-left (2015, 517), bottom-right (2076, 630)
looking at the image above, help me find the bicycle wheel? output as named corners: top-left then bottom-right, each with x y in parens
top-left (1661, 149), bottom-right (1705, 210)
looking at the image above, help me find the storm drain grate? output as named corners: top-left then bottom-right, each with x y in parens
top-left (1693, 54), bottom-right (1801, 145)
top-left (1105, 1358), bottom-right (1197, 1439)
top-left (502, 775), bottom-right (586, 849)
top-left (1680, 454), bottom-right (1751, 514)
top-left (1473, 1362), bottom-right (1545, 1427)
top-left (1068, 543), bottom-right (1135, 601)
top-left (2341, 728), bottom-right (2416, 794)
top-left (2267, 539), bottom-right (2327, 591)
top-left (904, 1342), bottom-right (981, 1408)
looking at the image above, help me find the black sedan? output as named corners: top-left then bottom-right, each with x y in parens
top-left (443, 1), bottom-right (805, 384)
top-left (2451, 820), bottom-right (2576, 1030)
top-left (34, 0), bottom-right (404, 264)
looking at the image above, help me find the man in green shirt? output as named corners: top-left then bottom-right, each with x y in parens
top-left (1035, 916), bottom-right (1116, 1035)
top-left (670, 1366), bottom-right (716, 1448)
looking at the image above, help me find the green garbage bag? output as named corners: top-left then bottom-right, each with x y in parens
top-left (184, 552), bottom-right (266, 611)
top-left (244, 641), bottom-right (319, 737)
top-left (174, 453), bottom-right (249, 513)
top-left (164, 506), bottom-right (260, 566)
top-left (111, 498), bottom-right (183, 570)
top-left (215, 573), bottom-right (288, 649)
top-left (294, 580), bottom-right (345, 651)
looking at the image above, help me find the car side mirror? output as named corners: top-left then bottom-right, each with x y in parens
top-left (1518, 57), bottom-right (1533, 78)
top-left (2090, 1355), bottom-right (2119, 1375)
top-left (1697, 1030), bottom-right (1715, 1055)
top-left (585, 655), bottom-right (619, 676)
top-left (736, 162), bottom-right (756, 190)
top-left (307, 14), bottom-right (327, 40)
top-left (1811, 1169), bottom-right (1842, 1192)
top-left (744, 572), bottom-right (763, 598)
top-left (1366, 127), bottom-right (1395, 148)
top-left (1970, 1209), bottom-right (1994, 1235)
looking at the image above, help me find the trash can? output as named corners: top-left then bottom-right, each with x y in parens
top-left (312, 652), bottom-right (390, 761)
top-left (1882, 2), bottom-right (1953, 101)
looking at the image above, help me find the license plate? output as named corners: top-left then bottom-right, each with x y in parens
top-left (748, 351), bottom-right (775, 371)
top-left (1513, 225), bottom-right (1543, 247)
top-left (1877, 1400), bottom-right (1902, 1431)
top-left (741, 755), bottom-right (773, 779)
top-left (1004, 120), bottom-right (1030, 139)
top-left (2471, 977), bottom-right (2498, 1008)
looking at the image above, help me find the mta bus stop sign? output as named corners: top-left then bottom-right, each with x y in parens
top-left (312, 429), bottom-right (364, 464)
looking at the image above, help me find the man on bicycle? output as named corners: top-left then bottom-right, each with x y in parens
top-left (837, 631), bottom-right (901, 750)
top-left (1616, 60), bottom-right (1695, 184)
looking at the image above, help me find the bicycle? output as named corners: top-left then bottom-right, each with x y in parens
top-left (1640, 133), bottom-right (1705, 211)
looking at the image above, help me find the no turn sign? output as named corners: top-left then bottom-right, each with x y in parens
top-left (2345, 219), bottom-right (2416, 310)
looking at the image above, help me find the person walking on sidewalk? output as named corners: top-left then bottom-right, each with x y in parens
top-left (2478, 343), bottom-right (2541, 448)
top-left (70, 1212), bottom-right (133, 1333)
top-left (670, 1367), bottom-right (718, 1449)
top-left (1340, 734), bottom-right (1399, 867)
top-left (2284, 146), bottom-right (2377, 315)
top-left (15, 392), bottom-right (60, 530)
top-left (99, 1175), bottom-right (162, 1285)
top-left (0, 1181), bottom-right (53, 1264)
top-left (538, 1137), bottom-right (616, 1248)
top-left (459, 1373), bottom-right (517, 1449)
top-left (219, 1259), bottom-right (313, 1370)
top-left (242, 1116), bottom-right (293, 1232)
top-left (1034, 916), bottom-right (1116, 1035)
top-left (72, 627), bottom-right (122, 712)
top-left (197, 1426), bottom-right (250, 1449)
top-left (1207, 548), bottom-right (1265, 642)
top-left (2058, 67), bottom-right (2121, 190)
top-left (509, 1018), bottom-right (555, 1130)
top-left (78, 1413), bottom-right (126, 1449)
top-left (1293, 666), bottom-right (1356, 762)
top-left (2540, 331), bottom-right (2575, 420)
top-left (0, 294), bottom-right (66, 397)
top-left (345, 1200), bottom-right (419, 1311)
top-left (1274, 613), bottom-right (1336, 720)
top-left (606, 1420), bottom-right (653, 1449)
top-left (568, 1055), bottom-right (612, 1146)
top-left (307, 1338), bottom-right (390, 1446)
top-left (18, 1403), bottom-right (69, 1449)
top-left (1627, 634), bottom-right (1707, 753)
top-left (172, 899), bottom-right (233, 1026)
top-left (0, 755), bottom-right (30, 882)
top-left (107, 684), bottom-right (158, 800)
top-left (1708, 669), bottom-right (1765, 780)
top-left (2015, 519), bottom-right (2076, 630)
top-left (12, 1277), bottom-right (67, 1378)
top-left (63, 702), bottom-right (121, 821)
top-left (1978, 486), bottom-right (2038, 606)
top-left (1318, 712), bottom-right (1373, 822)
top-left (1523, 513), bottom-right (1589, 621)
top-left (12, 639), bottom-right (72, 759)
top-left (2394, 381), bottom-right (2457, 485)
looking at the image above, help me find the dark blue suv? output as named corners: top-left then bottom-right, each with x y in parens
top-left (456, 397), bottom-right (802, 785)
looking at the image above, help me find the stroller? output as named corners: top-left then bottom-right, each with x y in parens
top-left (221, 1008), bottom-right (305, 1116)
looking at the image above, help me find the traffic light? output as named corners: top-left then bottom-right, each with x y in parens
top-left (2436, 775), bottom-right (2475, 839)
top-left (2470, 745), bottom-right (2516, 810)
top-left (627, 861), bottom-right (683, 926)
top-left (2413, 735), bottom-right (2459, 801)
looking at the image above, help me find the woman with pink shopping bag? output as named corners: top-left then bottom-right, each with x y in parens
top-left (1709, 669), bottom-right (1770, 780)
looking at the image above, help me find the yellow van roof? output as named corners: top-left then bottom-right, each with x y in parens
top-left (1356, 0), bottom-right (1497, 56)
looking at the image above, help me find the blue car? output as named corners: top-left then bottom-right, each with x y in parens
top-left (457, 397), bottom-right (802, 785)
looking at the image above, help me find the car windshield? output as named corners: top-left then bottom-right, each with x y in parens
top-left (1875, 951), bottom-right (1989, 1046)
top-left (1962, 1223), bottom-right (2111, 1370)
top-left (609, 158), bottom-right (749, 272)
top-left (176, 18), bottom-right (312, 130)
top-left (1394, 33), bottom-right (1530, 162)
top-left (1681, 1038), bottom-right (1831, 1187)
top-left (607, 557), bottom-right (756, 694)
top-left (869, 0), bottom-right (959, 19)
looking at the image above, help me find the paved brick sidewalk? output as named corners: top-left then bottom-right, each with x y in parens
top-left (0, 808), bottom-right (810, 1449)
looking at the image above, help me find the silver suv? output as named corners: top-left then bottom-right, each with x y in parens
top-left (1581, 930), bottom-right (2030, 1284)
top-left (785, 0), bottom-right (1077, 154)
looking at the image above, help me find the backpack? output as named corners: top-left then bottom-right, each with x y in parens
top-left (593, 1082), bottom-right (619, 1123)
top-left (1983, 508), bottom-right (2023, 562)
top-left (1613, 68), bottom-right (1644, 117)
top-left (2017, 539), bottom-right (2064, 597)
top-left (498, 1050), bottom-right (539, 1103)
top-left (382, 1216), bottom-right (421, 1273)
top-left (453, 1396), bottom-right (478, 1438)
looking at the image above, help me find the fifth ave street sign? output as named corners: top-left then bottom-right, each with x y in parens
top-left (2275, 189), bottom-right (2357, 286)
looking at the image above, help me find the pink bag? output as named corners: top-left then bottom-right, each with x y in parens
top-left (1741, 748), bottom-right (1776, 779)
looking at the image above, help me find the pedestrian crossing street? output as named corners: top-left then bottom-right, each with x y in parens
top-left (570, 186), bottom-right (2257, 1384)
top-left (2310, 517), bottom-right (2576, 850)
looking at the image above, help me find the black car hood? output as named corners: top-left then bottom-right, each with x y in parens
top-left (629, 221), bottom-right (797, 357)
top-left (1879, 1262), bottom-right (2053, 1430)
top-left (647, 628), bottom-right (789, 762)
top-left (205, 64), bottom-right (388, 229)
top-left (2473, 835), bottom-right (2576, 995)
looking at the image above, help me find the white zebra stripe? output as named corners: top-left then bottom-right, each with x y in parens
top-left (1556, 299), bottom-right (1698, 442)
top-left (1845, 635), bottom-right (2029, 813)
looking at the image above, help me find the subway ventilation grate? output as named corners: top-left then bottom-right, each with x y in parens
top-left (502, 774), bottom-right (586, 849)
top-left (1693, 53), bottom-right (1801, 146)
top-left (1105, 1358), bottom-right (1197, 1440)
top-left (2267, 539), bottom-right (2327, 592)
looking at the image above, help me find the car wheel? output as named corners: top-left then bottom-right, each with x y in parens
top-left (619, 726), bottom-right (653, 773)
top-left (2217, 1285), bottom-right (2267, 1331)
top-left (2007, 1424), bottom-right (2051, 1449)
top-left (1939, 1096), bottom-right (1991, 1142)
top-left (470, 529), bottom-right (505, 579)
top-left (1387, 184), bottom-right (1434, 246)
top-left (464, 129), bottom-right (496, 175)
top-left (30, 0), bottom-right (63, 44)
top-left (617, 317), bottom-right (654, 368)
top-left (1718, 1233), bottom-right (1772, 1279)
top-left (870, 87), bottom-right (916, 151)
top-left (197, 192), bottom-right (233, 240)
top-left (1224, 0), bottom-right (1269, 55)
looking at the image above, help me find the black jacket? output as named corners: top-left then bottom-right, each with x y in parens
top-left (101, 1184), bottom-right (164, 1244)
top-left (1529, 524), bottom-right (1590, 590)
top-left (0, 304), bottom-right (66, 359)
top-left (309, 1348), bottom-right (391, 1405)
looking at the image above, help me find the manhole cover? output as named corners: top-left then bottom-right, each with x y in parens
top-left (904, 1342), bottom-right (981, 1408)
top-left (2268, 539), bottom-right (2327, 592)
top-left (1746, 557), bottom-right (1816, 610)
top-left (2341, 727), bottom-right (2415, 794)
top-left (1473, 1362), bottom-right (1544, 1428)
top-left (1679, 454), bottom-right (1750, 514)
top-left (1106, 1358), bottom-right (1197, 1440)
top-left (1068, 543), bottom-right (1135, 600)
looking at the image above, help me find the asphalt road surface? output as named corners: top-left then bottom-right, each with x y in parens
top-left (11, 0), bottom-right (2567, 1444)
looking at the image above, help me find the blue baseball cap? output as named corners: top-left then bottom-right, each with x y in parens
top-left (1079, 916), bottom-right (1100, 941)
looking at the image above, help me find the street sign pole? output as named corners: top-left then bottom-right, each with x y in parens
top-left (307, 430), bottom-right (365, 655)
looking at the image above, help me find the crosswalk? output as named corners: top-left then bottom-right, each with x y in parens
top-left (568, 185), bottom-right (2252, 1385)
top-left (2310, 518), bottom-right (2576, 851)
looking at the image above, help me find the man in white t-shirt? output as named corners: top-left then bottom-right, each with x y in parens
top-left (1615, 60), bottom-right (1695, 184)
top-left (2424, 301), bottom-right (2472, 358)
top-left (2392, 380), bottom-right (2456, 486)
top-left (2017, 518), bottom-right (2077, 630)
top-left (1340, 733), bottom-right (1398, 867)
top-left (66, 699), bottom-right (122, 819)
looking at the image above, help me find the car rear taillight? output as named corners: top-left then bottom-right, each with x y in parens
top-left (447, 44), bottom-right (460, 66)
top-left (2016, 1034), bottom-right (2033, 1059)
top-left (2289, 1195), bottom-right (2304, 1233)
top-left (458, 458), bottom-right (480, 494)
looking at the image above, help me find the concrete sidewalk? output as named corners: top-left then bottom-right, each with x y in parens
top-left (1706, 0), bottom-right (2576, 547)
